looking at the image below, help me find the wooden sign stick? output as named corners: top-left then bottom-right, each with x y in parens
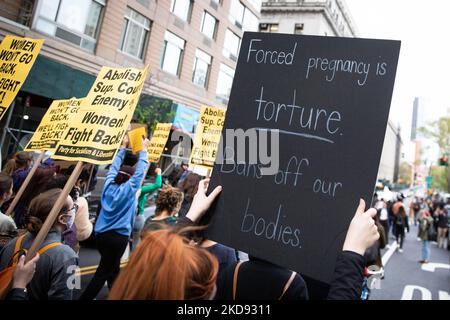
top-left (5, 151), bottom-right (46, 217)
top-left (85, 164), bottom-right (95, 195)
top-left (25, 161), bottom-right (83, 263)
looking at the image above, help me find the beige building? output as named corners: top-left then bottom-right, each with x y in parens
top-left (260, 0), bottom-right (403, 184)
top-left (260, 0), bottom-right (357, 37)
top-left (0, 0), bottom-right (261, 159)
top-left (378, 119), bottom-right (402, 183)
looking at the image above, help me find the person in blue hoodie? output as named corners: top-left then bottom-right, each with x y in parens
top-left (80, 134), bottom-right (149, 300)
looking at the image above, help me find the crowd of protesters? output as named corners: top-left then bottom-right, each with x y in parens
top-left (371, 192), bottom-right (449, 266)
top-left (0, 134), bottom-right (425, 301)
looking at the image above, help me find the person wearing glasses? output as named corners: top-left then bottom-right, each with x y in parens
top-left (0, 188), bottom-right (79, 300)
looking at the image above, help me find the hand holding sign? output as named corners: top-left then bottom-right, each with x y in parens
top-left (342, 199), bottom-right (379, 256)
top-left (142, 137), bottom-right (150, 151)
top-left (13, 253), bottom-right (40, 290)
top-left (186, 178), bottom-right (222, 223)
top-left (128, 126), bottom-right (146, 153)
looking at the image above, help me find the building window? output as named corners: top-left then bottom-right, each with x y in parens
top-left (161, 31), bottom-right (185, 76)
top-left (201, 11), bottom-right (218, 40)
top-left (223, 29), bottom-right (240, 61)
top-left (34, 0), bottom-right (105, 52)
top-left (120, 8), bottom-right (150, 59)
top-left (192, 49), bottom-right (212, 88)
top-left (216, 63), bottom-right (235, 103)
top-left (259, 23), bottom-right (278, 33)
top-left (170, 0), bottom-right (193, 22)
top-left (294, 23), bottom-right (304, 35)
top-left (229, 0), bottom-right (244, 27)
top-left (242, 8), bottom-right (258, 32)
top-left (229, 0), bottom-right (258, 31)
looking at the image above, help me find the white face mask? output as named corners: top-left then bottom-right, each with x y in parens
top-left (66, 213), bottom-right (75, 229)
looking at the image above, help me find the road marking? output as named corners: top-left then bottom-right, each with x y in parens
top-left (421, 263), bottom-right (450, 272)
top-left (401, 285), bottom-right (432, 300)
top-left (77, 261), bottom-right (128, 276)
top-left (381, 241), bottom-right (397, 266)
top-left (439, 291), bottom-right (450, 300)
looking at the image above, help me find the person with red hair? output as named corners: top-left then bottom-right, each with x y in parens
top-left (109, 228), bottom-right (218, 300)
top-left (109, 178), bottom-right (222, 300)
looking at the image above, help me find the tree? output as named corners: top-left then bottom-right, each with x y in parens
top-left (430, 166), bottom-right (449, 192)
top-left (419, 114), bottom-right (450, 192)
top-left (133, 95), bottom-right (175, 134)
top-left (398, 161), bottom-right (412, 186)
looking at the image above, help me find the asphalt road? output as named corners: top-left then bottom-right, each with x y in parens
top-left (73, 205), bottom-right (156, 300)
top-left (75, 198), bottom-right (449, 300)
top-left (370, 224), bottom-right (450, 300)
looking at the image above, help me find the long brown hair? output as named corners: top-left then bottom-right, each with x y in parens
top-left (398, 206), bottom-right (407, 218)
top-left (108, 228), bottom-right (218, 300)
top-left (178, 173), bottom-right (202, 201)
top-left (25, 188), bottom-right (69, 235)
top-left (0, 172), bottom-right (12, 198)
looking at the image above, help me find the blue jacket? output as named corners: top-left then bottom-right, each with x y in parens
top-left (95, 148), bottom-right (148, 236)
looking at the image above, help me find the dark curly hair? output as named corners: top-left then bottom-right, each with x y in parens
top-left (155, 185), bottom-right (184, 217)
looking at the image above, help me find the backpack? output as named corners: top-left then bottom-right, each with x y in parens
top-left (395, 215), bottom-right (404, 226)
top-left (0, 234), bottom-right (61, 299)
top-left (232, 261), bottom-right (297, 300)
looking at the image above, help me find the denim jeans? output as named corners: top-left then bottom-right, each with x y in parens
top-left (132, 214), bottom-right (145, 250)
top-left (422, 240), bottom-right (430, 261)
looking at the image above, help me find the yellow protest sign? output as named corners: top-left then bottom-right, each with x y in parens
top-left (52, 66), bottom-right (148, 164)
top-left (189, 106), bottom-right (226, 169)
top-left (128, 126), bottom-right (147, 154)
top-left (148, 123), bottom-right (172, 163)
top-left (0, 36), bottom-right (44, 120)
top-left (25, 97), bottom-right (83, 152)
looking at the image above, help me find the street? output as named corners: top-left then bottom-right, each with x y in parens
top-left (74, 201), bottom-right (450, 300)
top-left (371, 224), bottom-right (450, 300)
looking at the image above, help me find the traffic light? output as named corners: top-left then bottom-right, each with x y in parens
top-left (439, 156), bottom-right (448, 166)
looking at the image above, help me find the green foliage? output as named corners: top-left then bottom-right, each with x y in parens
top-left (419, 114), bottom-right (450, 192)
top-left (133, 95), bottom-right (175, 133)
top-left (430, 166), bottom-right (449, 192)
top-left (398, 161), bottom-right (412, 185)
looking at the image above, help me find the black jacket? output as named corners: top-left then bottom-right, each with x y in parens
top-left (215, 251), bottom-right (365, 300)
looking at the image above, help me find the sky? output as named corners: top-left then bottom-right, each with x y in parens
top-left (345, 0), bottom-right (450, 153)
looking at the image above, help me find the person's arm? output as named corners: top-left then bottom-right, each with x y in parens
top-left (140, 173), bottom-right (162, 195)
top-left (128, 150), bottom-right (149, 192)
top-left (6, 253), bottom-right (40, 300)
top-left (185, 179), bottom-right (222, 224)
top-left (104, 148), bottom-right (126, 187)
top-left (127, 138), bottom-right (150, 192)
top-left (5, 288), bottom-right (28, 300)
top-left (327, 251), bottom-right (365, 300)
top-left (75, 197), bottom-right (93, 241)
top-left (327, 199), bottom-right (379, 300)
top-left (172, 178), bottom-right (222, 231)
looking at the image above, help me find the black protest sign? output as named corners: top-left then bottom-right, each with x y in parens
top-left (205, 32), bottom-right (400, 284)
